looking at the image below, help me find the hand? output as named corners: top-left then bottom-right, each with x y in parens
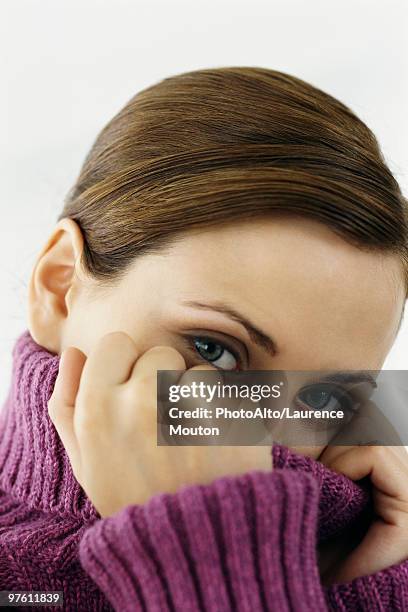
top-left (318, 437), bottom-right (408, 583)
top-left (47, 331), bottom-right (272, 518)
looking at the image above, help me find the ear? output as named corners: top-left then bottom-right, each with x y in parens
top-left (27, 218), bottom-right (86, 354)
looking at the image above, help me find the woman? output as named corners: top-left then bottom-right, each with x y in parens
top-left (0, 66), bottom-right (407, 610)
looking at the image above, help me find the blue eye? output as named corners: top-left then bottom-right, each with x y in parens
top-left (192, 336), bottom-right (239, 370)
top-left (296, 384), bottom-right (354, 414)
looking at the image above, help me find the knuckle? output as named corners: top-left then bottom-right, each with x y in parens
top-left (143, 345), bottom-right (186, 369)
top-left (122, 382), bottom-right (155, 416)
top-left (134, 374), bottom-right (156, 397)
top-left (363, 444), bottom-right (387, 461)
top-left (92, 331), bottom-right (136, 357)
top-left (121, 381), bottom-right (142, 403)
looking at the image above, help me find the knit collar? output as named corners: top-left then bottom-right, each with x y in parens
top-left (0, 329), bottom-right (370, 532)
top-left (0, 329), bottom-right (99, 520)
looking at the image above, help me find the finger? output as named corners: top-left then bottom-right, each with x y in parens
top-left (127, 344), bottom-right (187, 412)
top-left (119, 346), bottom-right (187, 445)
top-left (48, 347), bottom-right (86, 470)
top-left (177, 362), bottom-right (221, 393)
top-left (82, 331), bottom-right (140, 388)
top-left (319, 440), bottom-right (408, 469)
top-left (328, 398), bottom-right (403, 446)
top-left (323, 445), bottom-right (408, 499)
top-left (317, 402), bottom-right (381, 468)
top-left (174, 364), bottom-right (223, 441)
top-left (131, 345), bottom-right (187, 384)
top-left (318, 396), bottom-right (406, 467)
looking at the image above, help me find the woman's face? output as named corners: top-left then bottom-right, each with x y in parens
top-left (28, 215), bottom-right (406, 458)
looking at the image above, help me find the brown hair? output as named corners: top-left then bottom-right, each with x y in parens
top-left (58, 66), bottom-right (408, 293)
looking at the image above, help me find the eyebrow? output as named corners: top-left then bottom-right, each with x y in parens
top-left (309, 371), bottom-right (378, 388)
top-left (180, 299), bottom-right (278, 356)
top-left (179, 301), bottom-right (382, 388)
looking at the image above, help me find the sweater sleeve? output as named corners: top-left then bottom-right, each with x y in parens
top-left (78, 469), bottom-right (328, 612)
top-left (324, 560), bottom-right (408, 611)
top-left (272, 445), bottom-right (408, 610)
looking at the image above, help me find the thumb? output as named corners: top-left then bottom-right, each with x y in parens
top-left (48, 346), bottom-right (87, 472)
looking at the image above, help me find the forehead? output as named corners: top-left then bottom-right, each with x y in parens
top-left (138, 217), bottom-right (406, 368)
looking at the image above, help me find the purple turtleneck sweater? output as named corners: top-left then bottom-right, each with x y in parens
top-left (0, 330), bottom-right (407, 611)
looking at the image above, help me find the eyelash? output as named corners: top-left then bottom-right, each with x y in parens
top-left (177, 340), bottom-right (367, 418)
top-left (180, 333), bottom-right (245, 371)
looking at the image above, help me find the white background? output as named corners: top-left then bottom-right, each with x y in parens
top-left (1, 0), bottom-right (407, 405)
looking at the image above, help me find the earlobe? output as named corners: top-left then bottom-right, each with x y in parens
top-left (27, 218), bottom-right (85, 354)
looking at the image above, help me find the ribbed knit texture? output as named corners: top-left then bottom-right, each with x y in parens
top-left (0, 329), bottom-right (407, 611)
